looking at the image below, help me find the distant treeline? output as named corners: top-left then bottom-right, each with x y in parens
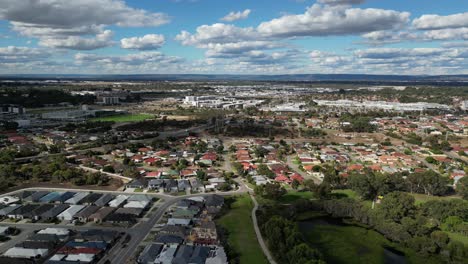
top-left (0, 88), bottom-right (95, 107)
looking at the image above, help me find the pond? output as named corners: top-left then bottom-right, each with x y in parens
top-left (298, 216), bottom-right (407, 264)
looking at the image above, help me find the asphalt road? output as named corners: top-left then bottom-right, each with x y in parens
top-left (104, 188), bottom-right (249, 263)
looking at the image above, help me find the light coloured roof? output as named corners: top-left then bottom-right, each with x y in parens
top-left (38, 228), bottom-right (70, 236)
top-left (4, 247), bottom-right (49, 258)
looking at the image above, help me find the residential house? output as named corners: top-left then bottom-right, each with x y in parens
top-left (137, 243), bottom-right (163, 264)
top-left (75, 206), bottom-right (100, 223)
top-left (65, 192), bottom-right (90, 205)
top-left (89, 207), bottom-right (115, 223)
top-left (93, 194), bottom-right (113, 207)
top-left (57, 205), bottom-right (86, 221)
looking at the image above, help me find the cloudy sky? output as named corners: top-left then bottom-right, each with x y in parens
top-left (0, 0), bottom-right (467, 75)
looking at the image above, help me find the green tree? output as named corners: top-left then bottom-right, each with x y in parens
top-left (380, 192), bottom-right (416, 222)
top-left (441, 216), bottom-right (463, 232)
top-left (257, 164), bottom-right (275, 179)
top-left (447, 241), bottom-right (467, 262)
top-left (287, 243), bottom-right (322, 264)
top-left (456, 176), bottom-right (468, 200)
top-left (430, 231), bottom-right (449, 249)
top-left (255, 183), bottom-right (286, 200)
top-left (291, 179), bottom-right (300, 190)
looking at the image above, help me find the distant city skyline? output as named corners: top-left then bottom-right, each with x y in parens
top-left (0, 0), bottom-right (467, 75)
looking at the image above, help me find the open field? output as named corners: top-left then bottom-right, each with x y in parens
top-left (279, 190), bottom-right (315, 203)
top-left (331, 189), bottom-right (358, 199)
top-left (410, 193), bottom-right (461, 205)
top-left (90, 113), bottom-right (154, 122)
top-left (216, 195), bottom-right (268, 264)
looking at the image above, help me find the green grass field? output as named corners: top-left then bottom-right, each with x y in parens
top-left (216, 195), bottom-right (268, 264)
top-left (279, 190), bottom-right (315, 203)
top-left (410, 193), bottom-right (460, 205)
top-left (331, 189), bottom-right (358, 199)
top-left (90, 113), bottom-right (153, 123)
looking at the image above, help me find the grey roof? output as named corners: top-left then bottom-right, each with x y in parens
top-left (76, 229), bottom-right (119, 243)
top-left (27, 191), bottom-right (48, 202)
top-left (94, 193), bottom-right (113, 206)
top-left (80, 193), bottom-right (103, 205)
top-left (16, 191), bottom-right (34, 200)
top-left (0, 205), bottom-right (22, 216)
top-left (39, 192), bottom-right (63, 203)
top-left (10, 204), bottom-right (40, 217)
top-left (172, 245), bottom-right (193, 264)
top-left (42, 204), bottom-right (69, 219)
top-left (154, 234), bottom-right (184, 245)
top-left (190, 246), bottom-right (211, 264)
top-left (115, 207), bottom-right (144, 216)
top-left (28, 233), bottom-right (60, 244)
top-left (89, 207), bottom-right (115, 220)
top-left (32, 204), bottom-right (55, 217)
top-left (205, 195), bottom-right (224, 207)
top-left (65, 192), bottom-right (89, 204)
top-left (52, 192), bottom-right (76, 203)
top-left (128, 194), bottom-right (151, 202)
top-left (138, 243), bottom-right (163, 264)
top-left (74, 206), bottom-right (100, 219)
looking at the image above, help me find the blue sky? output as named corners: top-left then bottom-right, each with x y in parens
top-left (0, 0), bottom-right (467, 75)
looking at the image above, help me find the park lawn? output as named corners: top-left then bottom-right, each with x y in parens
top-left (332, 189), bottom-right (358, 199)
top-left (279, 190), bottom-right (315, 203)
top-left (90, 113), bottom-right (153, 123)
top-left (216, 195), bottom-right (268, 264)
top-left (410, 193), bottom-right (460, 205)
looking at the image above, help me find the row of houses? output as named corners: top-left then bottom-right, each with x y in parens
top-left (0, 191), bottom-right (154, 226)
top-left (138, 195), bottom-right (227, 264)
top-left (0, 228), bottom-right (120, 264)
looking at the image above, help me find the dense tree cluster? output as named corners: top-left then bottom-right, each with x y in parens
top-left (116, 119), bottom-right (205, 132)
top-left (255, 183), bottom-right (287, 200)
top-left (348, 170), bottom-right (449, 198)
top-left (0, 156), bottom-right (109, 191)
top-left (301, 128), bottom-right (327, 138)
top-left (0, 88), bottom-right (95, 107)
top-left (262, 216), bottom-right (324, 264)
top-left (340, 115), bottom-right (377, 133)
top-left (60, 121), bottom-right (114, 133)
top-left (319, 194), bottom-right (468, 262)
top-left (456, 176), bottom-right (468, 200)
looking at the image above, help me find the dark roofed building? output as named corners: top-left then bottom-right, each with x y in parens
top-left (26, 191), bottom-right (48, 202)
top-left (154, 234), bottom-right (184, 245)
top-left (172, 245), bottom-right (193, 264)
top-left (94, 194), bottom-right (113, 207)
top-left (42, 204), bottom-right (69, 220)
top-left (74, 206), bottom-right (100, 222)
top-left (52, 192), bottom-right (76, 204)
top-left (80, 193), bottom-right (103, 205)
top-left (205, 195), bottom-right (224, 208)
top-left (9, 204), bottom-right (40, 219)
top-left (137, 243), bottom-right (163, 264)
top-left (190, 246), bottom-right (211, 264)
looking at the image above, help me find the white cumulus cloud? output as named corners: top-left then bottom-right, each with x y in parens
top-left (121, 34), bottom-right (165, 50)
top-left (221, 9), bottom-right (251, 22)
top-left (413, 12), bottom-right (468, 30)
